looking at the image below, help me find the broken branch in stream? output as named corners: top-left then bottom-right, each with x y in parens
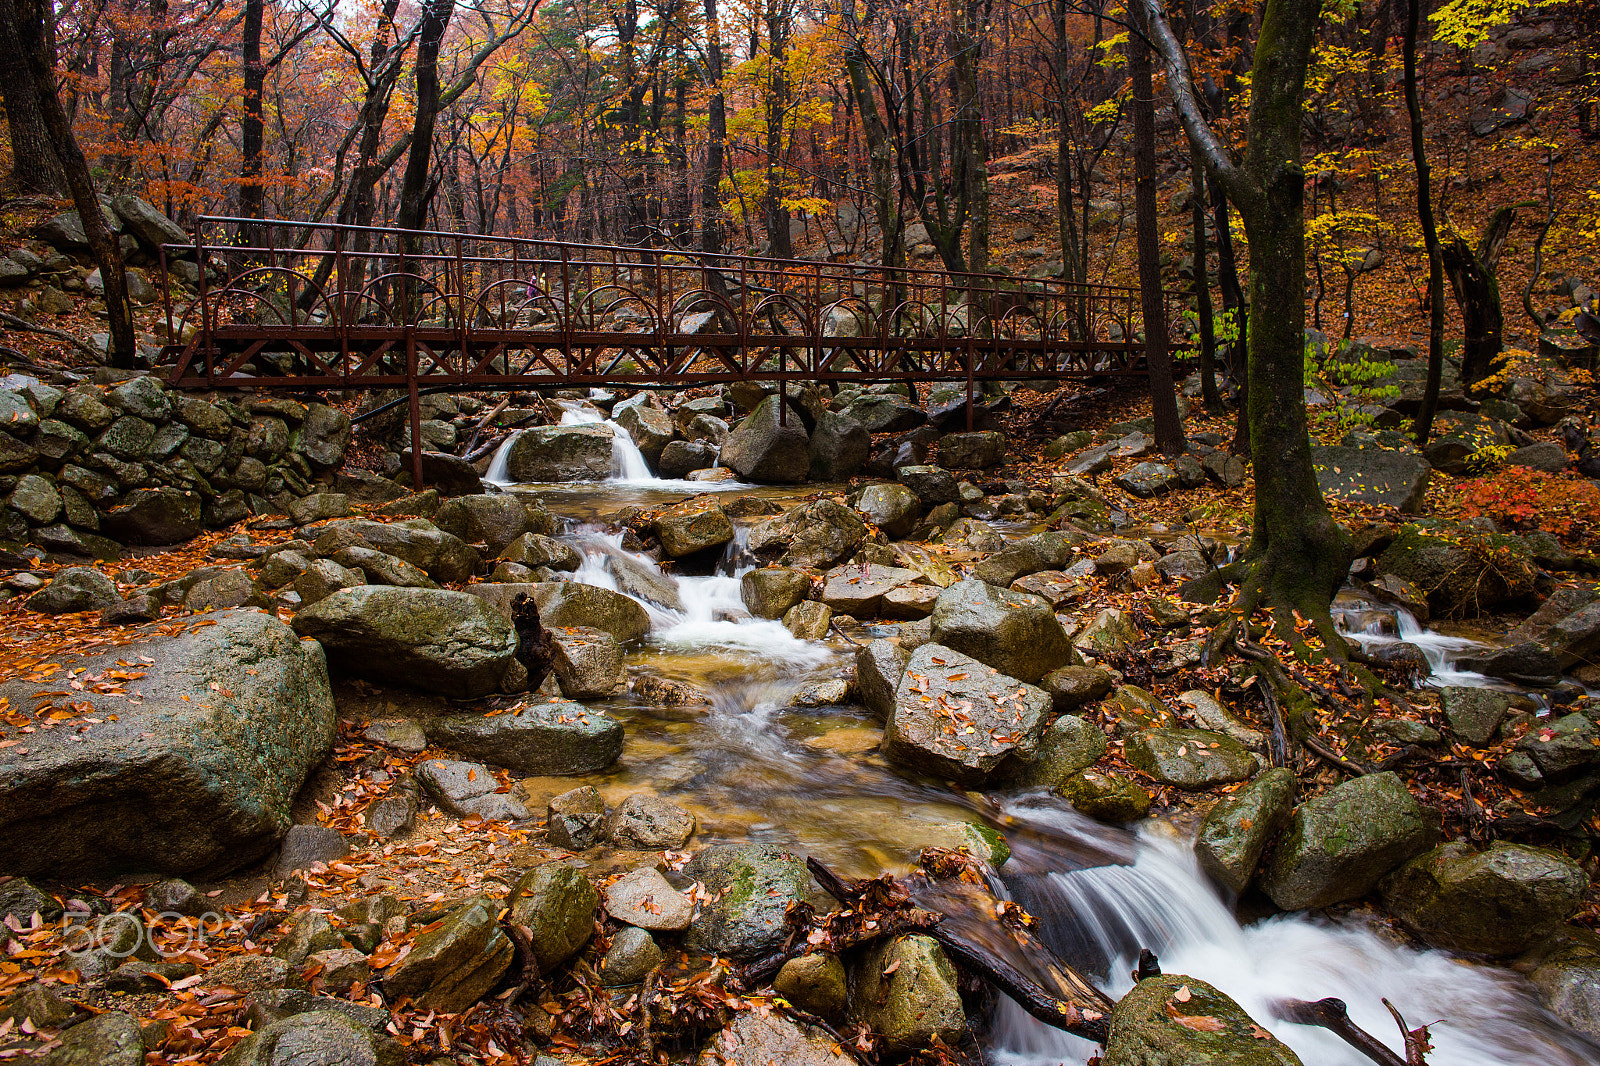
top-left (1272, 997), bottom-right (1415, 1066)
top-left (786, 853), bottom-right (1113, 1044)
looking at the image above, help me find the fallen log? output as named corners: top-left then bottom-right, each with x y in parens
top-left (1272, 997), bottom-right (1410, 1066)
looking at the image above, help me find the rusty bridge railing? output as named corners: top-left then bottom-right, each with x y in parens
top-left (155, 217), bottom-right (1187, 396)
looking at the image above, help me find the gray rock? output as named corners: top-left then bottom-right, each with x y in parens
top-left (0, 878), bottom-right (63, 923)
top-left (939, 430), bottom-right (1006, 468)
top-left (1103, 974), bottom-right (1301, 1066)
top-left (292, 586), bottom-right (516, 698)
top-left (852, 483), bottom-right (921, 538)
top-left (1539, 601), bottom-right (1600, 670)
top-left (7, 474), bottom-right (61, 525)
top-left (1514, 712), bottom-right (1600, 780)
top-left (783, 600), bottom-right (832, 639)
top-left (884, 643), bottom-right (1051, 784)
top-left (1439, 687), bottom-right (1513, 746)
top-left (330, 546), bottom-right (437, 588)
top-left (1531, 955), bottom-right (1600, 1041)
top-left (1073, 608), bottom-right (1140, 658)
top-left (383, 896), bottom-right (513, 1012)
top-left (838, 394), bottom-right (926, 434)
top-left (109, 195), bottom-right (187, 249)
top-left (0, 984), bottom-right (74, 1027)
top-left (499, 532), bottom-right (581, 571)
top-left (1376, 525), bottom-right (1525, 617)
top-left (546, 785), bottom-right (606, 849)
top-left (605, 867), bottom-right (694, 931)
top-left (288, 493), bottom-right (351, 526)
top-left (506, 864), bottom-right (596, 973)
top-left (807, 410), bottom-right (871, 481)
top-left (1114, 462), bottom-right (1180, 498)
top-left (659, 440), bottom-right (718, 478)
top-left (292, 559), bottom-right (364, 606)
top-left (684, 844), bottom-right (811, 959)
top-left (972, 530), bottom-right (1086, 587)
top-left (27, 566), bottom-right (119, 613)
top-left (101, 487), bottom-right (202, 544)
top-left (273, 824), bottom-right (351, 880)
top-left (819, 562), bottom-right (925, 617)
top-left (698, 1008), bottom-right (857, 1066)
top-left (504, 424), bottom-right (614, 481)
top-left (1381, 841), bottom-right (1588, 955)
top-left (472, 581), bottom-right (651, 643)
top-left (204, 954), bottom-right (301, 993)
top-left (856, 639), bottom-right (910, 720)
top-left (415, 758), bottom-right (530, 821)
top-left (365, 789), bottom-right (417, 838)
top-left (741, 566), bottom-right (811, 619)
top-left (37, 1011), bottom-right (145, 1066)
top-left (898, 464), bottom-right (960, 505)
top-left (1262, 771), bottom-right (1439, 911)
top-left (655, 496), bottom-right (734, 557)
top-left (312, 519), bottom-right (479, 583)
top-left (748, 499), bottom-right (868, 569)
top-left (1506, 440), bottom-right (1567, 472)
top-left (850, 935), bottom-right (965, 1054)
top-left (1009, 715), bottom-right (1108, 786)
top-left (435, 493), bottom-right (539, 555)
top-left (550, 626), bottom-right (625, 698)
top-left (722, 395), bottom-right (811, 482)
top-left (1175, 690), bottom-right (1267, 751)
top-left (0, 610), bottom-right (332, 879)
top-left (774, 952), bottom-right (848, 1021)
top-left (1041, 665), bottom-right (1116, 710)
top-left (1126, 729), bottom-right (1259, 789)
top-left (930, 578), bottom-right (1073, 683)
top-left (298, 403), bottom-right (351, 467)
top-left (605, 793), bottom-right (696, 849)
top-left (602, 926), bottom-right (663, 985)
top-left (272, 915), bottom-right (343, 967)
top-left (614, 403), bottom-right (676, 461)
top-left (1194, 767), bottom-right (1297, 895)
top-left (1311, 444), bottom-right (1431, 513)
top-left (432, 689), bottom-right (622, 768)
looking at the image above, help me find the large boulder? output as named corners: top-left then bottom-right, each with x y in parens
top-left (741, 566), bottom-right (811, 619)
top-left (1376, 525), bottom-right (1530, 617)
top-left (855, 638), bottom-right (910, 720)
top-left (415, 759), bottom-right (529, 821)
top-left (1538, 601), bottom-right (1600, 670)
top-left (549, 627), bottom-right (625, 698)
top-left (696, 1010), bottom-right (856, 1066)
top-left (466, 581), bottom-right (651, 643)
top-left (505, 424), bottom-right (614, 481)
top-left (109, 195), bottom-right (187, 249)
top-left (101, 487), bottom-right (201, 545)
top-left (971, 530), bottom-right (1085, 587)
top-left (292, 587), bottom-right (517, 698)
top-left (684, 844), bottom-right (811, 959)
top-left (654, 496), bottom-right (734, 558)
top-left (383, 896), bottom-right (513, 1012)
top-left (613, 402), bottom-right (676, 462)
top-left (1103, 975), bottom-right (1301, 1066)
top-left (434, 494), bottom-right (542, 555)
top-left (506, 862), bottom-right (598, 972)
top-left (312, 519), bottom-right (479, 583)
top-left (1380, 841), bottom-right (1588, 955)
top-left (1311, 443), bottom-right (1431, 512)
top-left (1194, 768), bottom-right (1296, 895)
top-left (748, 500), bottom-right (868, 569)
top-left (217, 1010), bottom-right (402, 1066)
top-left (819, 563), bottom-right (926, 617)
top-left (852, 483), bottom-right (921, 538)
top-left (939, 431), bottom-right (1006, 468)
top-left (37, 1011), bottom-right (146, 1066)
top-left (1008, 715), bottom-right (1109, 787)
top-left (930, 578), bottom-right (1073, 683)
top-left (883, 643), bottom-right (1051, 784)
top-left (721, 395), bottom-right (810, 482)
top-left (1125, 729), bottom-right (1259, 789)
top-left (849, 935), bottom-right (965, 1054)
top-left (26, 566), bottom-right (119, 614)
top-left (425, 701), bottom-right (623, 774)
top-left (0, 610), bottom-right (333, 879)
top-left (838, 394), bottom-right (926, 434)
top-left (1261, 772), bottom-right (1439, 911)
top-left (1513, 712), bottom-right (1600, 781)
top-left (807, 411), bottom-right (871, 481)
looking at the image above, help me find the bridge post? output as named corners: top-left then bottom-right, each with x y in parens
top-left (406, 330), bottom-right (424, 489)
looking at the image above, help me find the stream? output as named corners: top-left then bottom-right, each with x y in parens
top-left (484, 402), bottom-right (1600, 1065)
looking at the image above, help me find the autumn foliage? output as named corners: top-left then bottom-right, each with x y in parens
top-left (1454, 466), bottom-right (1600, 545)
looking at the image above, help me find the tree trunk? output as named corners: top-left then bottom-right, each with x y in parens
top-left (0, 0), bottom-right (65, 196)
top-left (843, 36), bottom-right (903, 271)
top-left (701, 0), bottom-right (727, 253)
top-left (1404, 0), bottom-right (1445, 444)
top-left (1441, 206), bottom-right (1514, 386)
top-left (1129, 23), bottom-right (1184, 454)
top-left (1209, 173), bottom-right (1248, 452)
top-left (6, 0), bottom-right (136, 369)
top-left (1140, 0), bottom-right (1351, 652)
top-left (1052, 0), bottom-right (1082, 331)
top-left (954, 0), bottom-right (988, 275)
top-left (239, 0), bottom-right (265, 244)
top-left (395, 0), bottom-right (450, 317)
top-left (1190, 143), bottom-right (1222, 411)
top-left (763, 0), bottom-right (792, 259)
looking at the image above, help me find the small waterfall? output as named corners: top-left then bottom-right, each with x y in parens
top-left (1333, 593), bottom-right (1494, 688)
top-left (563, 528), bottom-right (829, 667)
top-left (987, 796), bottom-right (1600, 1066)
top-left (483, 434), bottom-right (516, 486)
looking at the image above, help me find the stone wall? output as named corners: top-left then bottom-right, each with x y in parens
top-left (1, 372), bottom-right (351, 558)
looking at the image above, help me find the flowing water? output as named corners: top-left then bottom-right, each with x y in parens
top-left (490, 434), bottom-right (1598, 1065)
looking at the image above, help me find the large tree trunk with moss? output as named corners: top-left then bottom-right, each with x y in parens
top-left (1139, 0), bottom-right (1352, 654)
top-left (0, 0), bottom-right (64, 197)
